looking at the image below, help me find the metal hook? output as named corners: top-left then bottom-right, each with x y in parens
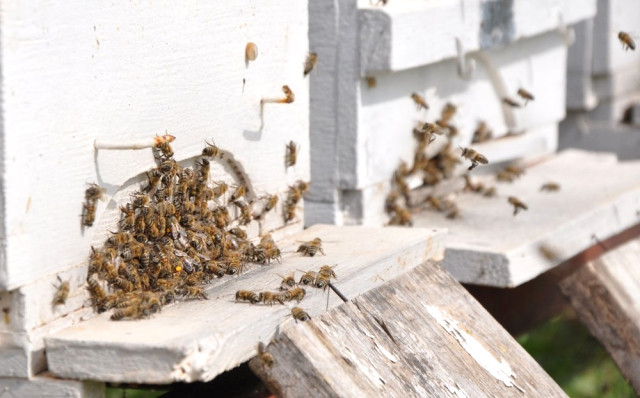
top-left (455, 37), bottom-right (476, 81)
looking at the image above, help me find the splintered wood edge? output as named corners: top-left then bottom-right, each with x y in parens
top-left (45, 225), bottom-right (445, 384)
top-left (251, 261), bottom-right (566, 397)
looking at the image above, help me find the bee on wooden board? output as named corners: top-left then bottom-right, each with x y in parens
top-left (303, 52), bottom-right (318, 76)
top-left (540, 182), bottom-right (560, 192)
top-left (459, 147), bottom-right (488, 171)
top-left (259, 291), bottom-right (285, 306)
top-left (508, 196), bottom-right (528, 216)
top-left (287, 287), bottom-right (306, 303)
top-left (618, 31), bottom-right (636, 51)
top-left (517, 88), bottom-right (535, 105)
top-left (297, 238), bottom-right (324, 257)
top-left (2, 307), bottom-right (9, 325)
top-left (298, 270), bottom-right (316, 286)
top-left (318, 265), bottom-right (337, 279)
top-left (291, 307), bottom-right (311, 323)
top-left (285, 140), bottom-right (298, 168)
top-left (411, 93), bottom-right (429, 110)
top-left (236, 290), bottom-right (260, 304)
top-left (52, 276), bottom-right (70, 306)
top-left (257, 342), bottom-right (275, 368)
top-left (278, 273), bottom-right (297, 290)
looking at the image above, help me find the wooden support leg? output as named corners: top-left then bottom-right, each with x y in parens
top-left (250, 261), bottom-right (566, 397)
top-left (559, 238), bottom-right (640, 395)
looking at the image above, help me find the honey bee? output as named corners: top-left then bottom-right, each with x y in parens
top-left (85, 183), bottom-right (105, 201)
top-left (230, 185), bottom-right (247, 202)
top-left (365, 76), bottom-right (377, 88)
top-left (245, 42), bottom-right (259, 62)
top-left (287, 287), bottom-right (306, 303)
top-left (236, 290), bottom-right (260, 304)
top-left (283, 200), bottom-right (297, 223)
top-left (285, 141), bottom-right (298, 168)
top-left (314, 274), bottom-right (330, 290)
top-left (144, 170), bottom-right (163, 193)
top-left (212, 181), bottom-right (228, 200)
top-left (540, 182), bottom-right (560, 192)
top-left (483, 186), bottom-right (497, 197)
top-left (81, 202), bottom-right (96, 227)
top-left (263, 194), bottom-right (279, 213)
top-left (318, 265), bottom-right (337, 279)
top-left (110, 304), bottom-right (142, 321)
top-left (472, 121), bottom-right (493, 143)
top-left (282, 85), bottom-right (295, 103)
top-left (517, 88), bottom-right (534, 104)
top-left (539, 244), bottom-right (561, 261)
top-left (618, 31), bottom-right (636, 51)
top-left (278, 273), bottom-right (296, 290)
top-left (440, 102), bottom-right (457, 123)
top-left (257, 342), bottom-right (275, 368)
top-left (198, 158), bottom-right (210, 181)
top-left (107, 231), bottom-right (133, 247)
top-left (297, 238), bottom-right (324, 257)
top-left (259, 291), bottom-right (285, 305)
top-left (183, 286), bottom-right (208, 300)
top-left (508, 196), bottom-right (528, 216)
top-left (154, 142), bottom-right (174, 159)
top-left (387, 206), bottom-right (413, 226)
top-left (459, 146), bottom-right (489, 171)
top-left (52, 276), bottom-right (70, 306)
top-left (303, 52), bottom-right (318, 76)
top-left (298, 270), bottom-right (316, 286)
top-left (234, 200), bottom-right (254, 225)
top-left (202, 140), bottom-right (222, 158)
top-left (291, 307), bottom-right (311, 322)
top-left (2, 307), bottom-right (9, 325)
top-left (496, 170), bottom-right (515, 183)
top-left (502, 97), bottom-right (522, 108)
top-left (384, 190), bottom-right (401, 215)
top-left (411, 93), bottom-right (429, 110)
top-left (132, 193), bottom-right (150, 208)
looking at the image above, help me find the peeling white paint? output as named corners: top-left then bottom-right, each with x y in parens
top-left (171, 335), bottom-right (221, 382)
top-left (424, 304), bottom-right (525, 393)
top-left (445, 382), bottom-right (470, 398)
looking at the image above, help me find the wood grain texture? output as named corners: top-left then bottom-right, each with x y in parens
top-left (560, 237), bottom-right (640, 394)
top-left (0, 374), bottom-right (104, 398)
top-left (251, 261), bottom-right (566, 398)
top-left (412, 149), bottom-right (640, 287)
top-left (0, 0), bottom-right (309, 290)
top-left (45, 225), bottom-right (444, 384)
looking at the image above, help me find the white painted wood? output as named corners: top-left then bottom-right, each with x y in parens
top-left (0, 1), bottom-right (310, 291)
top-left (358, 0), bottom-right (596, 74)
top-left (412, 149), bottom-right (640, 287)
top-left (592, 0), bottom-right (640, 75)
top-left (0, 374), bottom-right (104, 398)
top-left (567, 20), bottom-right (599, 110)
top-left (45, 224), bottom-right (445, 384)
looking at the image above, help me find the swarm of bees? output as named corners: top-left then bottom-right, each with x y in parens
top-left (84, 139), bottom-right (308, 321)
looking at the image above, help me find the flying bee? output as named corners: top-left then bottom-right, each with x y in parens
top-left (283, 200), bottom-right (297, 223)
top-left (257, 342), bottom-right (275, 368)
top-left (618, 31), bottom-right (635, 51)
top-left (287, 287), bottom-right (306, 303)
top-left (85, 183), bottom-right (106, 201)
top-left (483, 186), bottom-right (497, 197)
top-left (387, 206), bottom-right (412, 227)
top-left (318, 265), bottom-right (337, 279)
top-left (365, 76), bottom-right (377, 88)
top-left (298, 270), bottom-right (316, 286)
top-left (285, 141), bottom-right (298, 168)
top-left (154, 142), bottom-right (174, 159)
top-left (517, 88), bottom-right (535, 104)
top-left (230, 185), bottom-right (247, 202)
top-left (52, 276), bottom-right (70, 306)
top-left (81, 202), bottom-right (96, 227)
top-left (296, 181), bottom-right (310, 194)
top-left (282, 85), bottom-right (295, 103)
top-left (278, 273), bottom-right (297, 290)
top-left (472, 121), bottom-right (493, 143)
top-left (212, 181), bottom-right (228, 200)
top-left (297, 238), bottom-right (324, 257)
top-left (502, 97), bottom-right (521, 108)
top-left (303, 52), bottom-right (318, 76)
top-left (459, 146), bottom-right (488, 171)
top-left (411, 93), bottom-right (429, 110)
top-left (259, 291), bottom-right (285, 305)
top-left (236, 290), bottom-right (260, 304)
top-left (440, 102), bottom-right (457, 123)
top-left (263, 194), bottom-right (279, 213)
top-left (540, 182), bottom-right (560, 192)
top-left (508, 196), bottom-right (528, 216)
top-left (291, 307), bottom-right (311, 323)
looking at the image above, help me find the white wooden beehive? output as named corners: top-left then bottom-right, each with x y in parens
top-left (305, 0), bottom-right (596, 227)
top-left (0, 0), bottom-right (309, 385)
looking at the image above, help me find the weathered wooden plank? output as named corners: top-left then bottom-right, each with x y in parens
top-left (45, 224), bottom-right (444, 384)
top-left (412, 149), bottom-right (640, 287)
top-left (0, 374), bottom-right (104, 398)
top-left (250, 261), bottom-right (566, 397)
top-left (559, 237), bottom-right (640, 394)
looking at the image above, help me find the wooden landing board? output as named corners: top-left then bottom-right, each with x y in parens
top-left (560, 237), bottom-right (640, 395)
top-left (45, 224), bottom-right (444, 384)
top-left (250, 261), bottom-right (566, 397)
top-left (412, 149), bottom-right (640, 287)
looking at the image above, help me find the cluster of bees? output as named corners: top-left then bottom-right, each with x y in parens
top-left (80, 138), bottom-right (313, 321)
top-left (385, 88), bottom-right (566, 225)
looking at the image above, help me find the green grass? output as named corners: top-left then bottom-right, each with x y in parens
top-left (517, 312), bottom-right (634, 398)
top-left (105, 388), bottom-right (167, 398)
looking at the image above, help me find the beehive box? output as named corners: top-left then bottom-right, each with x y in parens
top-left (305, 0), bottom-right (596, 227)
top-left (0, 0), bottom-right (309, 380)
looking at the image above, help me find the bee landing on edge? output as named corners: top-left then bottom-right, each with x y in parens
top-left (410, 93), bottom-right (429, 110)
